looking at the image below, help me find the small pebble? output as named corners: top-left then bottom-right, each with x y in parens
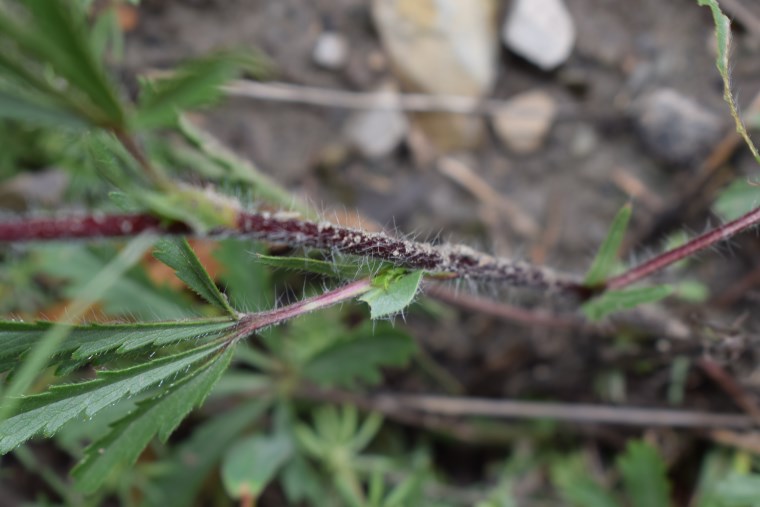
top-left (345, 106), bottom-right (408, 159)
top-left (312, 31), bottom-right (349, 70)
top-left (492, 90), bottom-right (557, 154)
top-left (503, 0), bottom-right (576, 70)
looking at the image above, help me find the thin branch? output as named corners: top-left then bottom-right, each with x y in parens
top-left (606, 204), bottom-right (760, 290)
top-left (375, 393), bottom-right (754, 429)
top-left (297, 387), bottom-right (754, 430)
top-left (222, 80), bottom-right (584, 117)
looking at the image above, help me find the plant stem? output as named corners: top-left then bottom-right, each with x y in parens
top-left (234, 278), bottom-right (373, 338)
top-left (606, 204), bottom-right (760, 290)
top-left (0, 211), bottom-right (573, 291)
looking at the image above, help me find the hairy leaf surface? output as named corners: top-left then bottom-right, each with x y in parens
top-left (154, 238), bottom-right (237, 317)
top-left (72, 346), bottom-right (234, 492)
top-left (0, 343), bottom-right (223, 454)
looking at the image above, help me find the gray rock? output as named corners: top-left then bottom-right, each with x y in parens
top-left (503, 0), bottom-right (576, 70)
top-left (634, 88), bottom-right (724, 167)
top-left (312, 31), bottom-right (349, 70)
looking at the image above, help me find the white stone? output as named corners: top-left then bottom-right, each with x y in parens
top-left (312, 32), bottom-right (349, 70)
top-left (492, 90), bottom-right (557, 153)
top-left (345, 87), bottom-right (408, 158)
top-left (503, 0), bottom-right (576, 70)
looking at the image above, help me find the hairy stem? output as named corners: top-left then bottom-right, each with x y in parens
top-left (607, 204), bottom-right (760, 290)
top-left (0, 211), bottom-right (574, 291)
top-left (234, 278), bottom-right (373, 338)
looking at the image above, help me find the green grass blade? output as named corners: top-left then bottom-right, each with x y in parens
top-left (584, 203), bottom-right (632, 286)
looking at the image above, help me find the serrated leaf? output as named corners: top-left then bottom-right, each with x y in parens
top-left (154, 237), bottom-right (237, 317)
top-left (585, 204), bottom-right (632, 286)
top-left (0, 343), bottom-right (223, 454)
top-left (134, 52), bottom-right (255, 130)
top-left (359, 270), bottom-right (424, 319)
top-left (617, 441), bottom-right (671, 507)
top-left (148, 399), bottom-right (271, 507)
top-left (582, 285), bottom-right (673, 321)
top-left (221, 433), bottom-right (294, 500)
top-left (303, 328), bottom-right (416, 387)
top-left (0, 319), bottom-right (235, 373)
top-left (72, 346), bottom-right (234, 493)
top-left (697, 0), bottom-right (760, 165)
top-left (23, 0), bottom-right (126, 126)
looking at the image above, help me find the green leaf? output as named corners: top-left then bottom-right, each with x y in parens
top-left (36, 243), bottom-right (195, 320)
top-left (256, 253), bottom-right (392, 280)
top-left (0, 319), bottom-right (235, 373)
top-left (72, 345), bottom-right (234, 493)
top-left (134, 52), bottom-right (255, 129)
top-left (303, 328), bottom-right (416, 387)
top-left (215, 240), bottom-right (272, 312)
top-left (154, 237), bottom-right (237, 317)
top-left (0, 89), bottom-right (88, 128)
top-left (697, 0), bottom-right (760, 165)
top-left (359, 270), bottom-right (424, 319)
top-left (712, 474), bottom-right (760, 506)
top-left (148, 399), bottom-right (271, 507)
top-left (0, 343), bottom-right (223, 454)
top-left (617, 441), bottom-right (671, 507)
top-left (713, 179), bottom-right (760, 221)
top-left (221, 433), bottom-right (294, 500)
top-left (551, 455), bottom-right (621, 507)
top-left (581, 285), bottom-right (673, 321)
top-left (584, 203), bottom-right (632, 286)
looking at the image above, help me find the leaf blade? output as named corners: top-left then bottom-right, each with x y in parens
top-left (617, 441), bottom-right (671, 507)
top-left (581, 285), bottom-right (673, 321)
top-left (359, 270), bottom-right (424, 319)
top-left (72, 345), bottom-right (235, 493)
top-left (154, 237), bottom-right (237, 317)
top-left (584, 203), bottom-right (632, 286)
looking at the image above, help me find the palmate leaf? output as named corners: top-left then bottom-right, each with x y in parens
top-left (303, 327), bottom-right (416, 388)
top-left (72, 346), bottom-right (235, 493)
top-left (0, 342), bottom-right (224, 454)
top-left (0, 319), bottom-right (236, 374)
top-left (154, 237), bottom-right (237, 317)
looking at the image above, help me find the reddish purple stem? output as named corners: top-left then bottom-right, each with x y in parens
top-left (607, 205), bottom-right (760, 290)
top-left (234, 278), bottom-right (372, 337)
